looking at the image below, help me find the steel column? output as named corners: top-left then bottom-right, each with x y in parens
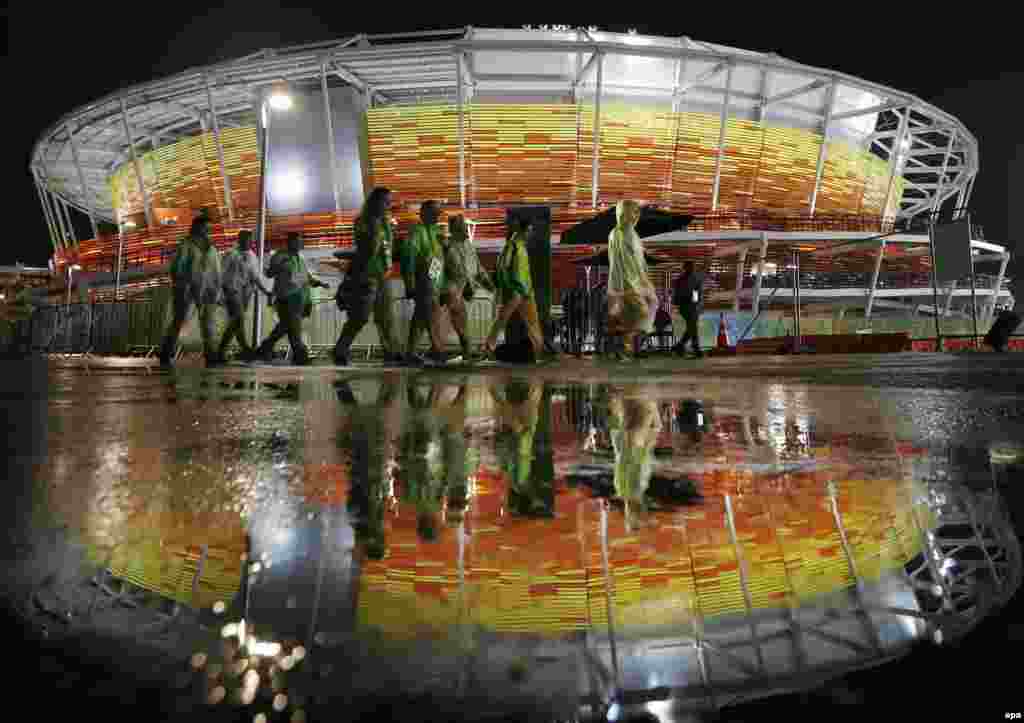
top-left (39, 166), bottom-right (68, 250)
top-left (710, 63), bottom-right (734, 212)
top-left (48, 184), bottom-right (70, 248)
top-left (752, 232), bottom-right (768, 314)
top-left (67, 123), bottom-right (100, 239)
top-left (115, 228), bottom-right (125, 300)
top-left (943, 281), bottom-right (957, 317)
top-left (985, 254), bottom-right (1009, 325)
top-left (808, 82), bottom-right (836, 217)
top-left (32, 168), bottom-right (61, 254)
top-left (457, 52), bottom-right (467, 208)
top-left (930, 130), bottom-right (958, 220)
top-left (724, 494), bottom-right (765, 671)
top-left (119, 96), bottom-right (154, 229)
top-left (882, 108), bottom-right (910, 224)
top-left (590, 53), bottom-right (604, 209)
top-left (204, 73), bottom-right (235, 221)
top-left (59, 198), bottom-right (78, 244)
top-left (664, 38), bottom-right (687, 205)
top-left (320, 63), bottom-right (342, 214)
top-left (864, 241), bottom-right (886, 319)
top-left (734, 249), bottom-right (747, 312)
top-left (253, 98), bottom-right (272, 347)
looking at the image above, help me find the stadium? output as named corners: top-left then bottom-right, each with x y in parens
top-left (25, 26), bottom-right (1017, 353)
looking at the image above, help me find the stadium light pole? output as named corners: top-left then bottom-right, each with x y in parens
top-left (252, 82), bottom-right (293, 348)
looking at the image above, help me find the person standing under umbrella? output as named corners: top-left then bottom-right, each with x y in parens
top-left (606, 200), bottom-right (659, 361)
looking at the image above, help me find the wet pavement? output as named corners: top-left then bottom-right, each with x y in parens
top-left (4, 353), bottom-right (1023, 721)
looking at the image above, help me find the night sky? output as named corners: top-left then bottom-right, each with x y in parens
top-left (9, 6), bottom-right (1022, 276)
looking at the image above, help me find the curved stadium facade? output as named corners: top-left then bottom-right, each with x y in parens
top-left (30, 27), bottom-right (1013, 330)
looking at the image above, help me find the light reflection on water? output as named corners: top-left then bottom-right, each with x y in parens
top-left (22, 371), bottom-right (1024, 719)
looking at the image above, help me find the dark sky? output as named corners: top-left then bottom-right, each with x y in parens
top-left (9, 6), bottom-right (1022, 275)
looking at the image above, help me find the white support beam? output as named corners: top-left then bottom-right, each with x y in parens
top-left (321, 63), bottom-right (342, 215)
top-left (204, 73), bottom-right (235, 221)
top-left (755, 68), bottom-right (771, 123)
top-left (752, 232), bottom-right (768, 314)
top-left (59, 197), bottom-right (77, 244)
top-left (676, 60), bottom-right (729, 98)
top-left (67, 123), bottom-right (100, 239)
top-left (711, 238), bottom-right (765, 258)
top-left (763, 79), bottom-right (829, 107)
top-left (32, 168), bottom-right (61, 254)
top-left (590, 53), bottom-right (604, 209)
top-left (119, 96), bottom-right (154, 228)
top-left (39, 166), bottom-right (70, 249)
top-left (456, 52), bottom-right (467, 208)
top-left (930, 129), bottom-right (958, 218)
top-left (882, 108), bottom-right (910, 222)
top-left (831, 100), bottom-right (902, 122)
top-left (943, 281), bottom-right (957, 317)
top-left (864, 240), bottom-right (886, 319)
top-left (573, 51), bottom-right (601, 89)
top-left (710, 63), bottom-right (734, 212)
top-left (985, 254), bottom-right (1010, 325)
top-left (808, 82), bottom-right (836, 217)
top-left (734, 249), bottom-right (747, 312)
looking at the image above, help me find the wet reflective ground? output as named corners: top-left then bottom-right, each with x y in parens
top-left (4, 354), bottom-right (1024, 721)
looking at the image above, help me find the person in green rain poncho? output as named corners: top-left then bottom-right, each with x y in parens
top-left (481, 216), bottom-right (547, 360)
top-left (607, 388), bottom-right (662, 531)
top-left (398, 380), bottom-right (450, 541)
top-left (337, 376), bottom-right (403, 560)
top-left (333, 187), bottom-right (403, 366)
top-left (443, 215), bottom-right (494, 360)
top-left (253, 231), bottom-right (328, 365)
top-left (606, 200), bottom-right (659, 360)
top-left (159, 216), bottom-right (223, 367)
top-left (400, 200), bottom-right (450, 365)
top-left (491, 381), bottom-right (555, 518)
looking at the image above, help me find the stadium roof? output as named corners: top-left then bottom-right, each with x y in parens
top-left (32, 27), bottom-right (978, 228)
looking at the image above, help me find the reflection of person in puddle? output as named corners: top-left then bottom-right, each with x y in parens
top-left (491, 381), bottom-right (554, 517)
top-left (399, 380), bottom-right (470, 541)
top-left (608, 389), bottom-right (662, 530)
top-left (337, 375), bottom-right (403, 560)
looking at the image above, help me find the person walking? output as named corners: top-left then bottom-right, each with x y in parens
top-left (215, 229), bottom-right (271, 362)
top-left (159, 216), bottom-right (222, 367)
top-left (672, 260), bottom-right (705, 358)
top-left (253, 231), bottom-right (328, 365)
top-left (401, 200), bottom-right (450, 365)
top-left (481, 216), bottom-right (547, 360)
top-left (333, 187), bottom-right (402, 366)
top-left (443, 214), bottom-right (494, 360)
top-left (606, 200), bottom-right (659, 361)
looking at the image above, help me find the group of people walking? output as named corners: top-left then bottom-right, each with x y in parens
top-left (156, 187), bottom-right (715, 368)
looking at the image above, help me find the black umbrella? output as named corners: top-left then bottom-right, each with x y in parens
top-left (560, 206), bottom-right (693, 246)
top-left (571, 248), bottom-right (669, 267)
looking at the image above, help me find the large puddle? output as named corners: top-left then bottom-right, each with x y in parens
top-left (7, 361), bottom-right (1023, 720)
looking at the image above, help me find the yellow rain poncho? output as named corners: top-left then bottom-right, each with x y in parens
top-left (607, 200), bottom-right (658, 335)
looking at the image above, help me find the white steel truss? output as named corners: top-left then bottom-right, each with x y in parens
top-left (31, 27), bottom-right (979, 231)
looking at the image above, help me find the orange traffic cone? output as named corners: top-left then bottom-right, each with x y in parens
top-left (717, 313), bottom-right (729, 350)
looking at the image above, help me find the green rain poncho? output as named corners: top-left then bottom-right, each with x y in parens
top-left (607, 201), bottom-right (658, 334)
top-left (494, 232), bottom-right (533, 302)
top-left (266, 250), bottom-right (316, 308)
top-left (401, 223), bottom-right (446, 297)
top-left (608, 394), bottom-right (662, 530)
top-left (445, 231), bottom-right (494, 296)
top-left (169, 234), bottom-right (222, 304)
top-left (352, 215), bottom-right (394, 279)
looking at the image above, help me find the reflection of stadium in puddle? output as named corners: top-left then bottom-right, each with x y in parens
top-left (24, 374), bottom-right (1023, 718)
